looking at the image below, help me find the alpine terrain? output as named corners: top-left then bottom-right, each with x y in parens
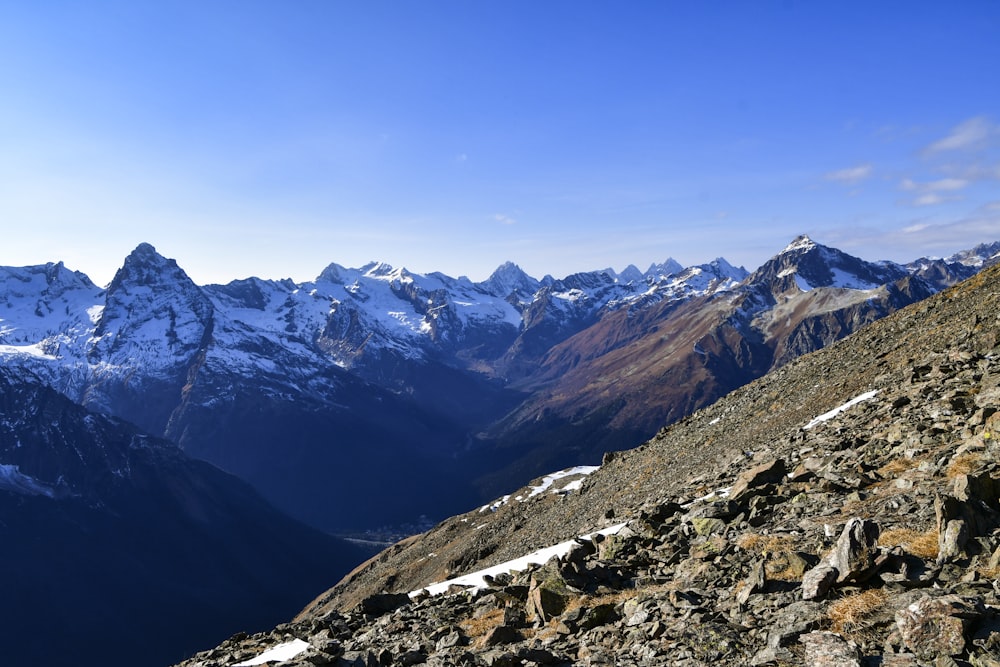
top-left (1, 238), bottom-right (996, 537)
top-left (173, 253), bottom-right (1000, 665)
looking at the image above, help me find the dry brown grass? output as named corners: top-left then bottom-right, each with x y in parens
top-left (458, 608), bottom-right (505, 646)
top-left (879, 527), bottom-right (939, 560)
top-left (736, 532), bottom-right (797, 554)
top-left (877, 456), bottom-right (921, 478)
top-left (828, 588), bottom-right (890, 641)
top-left (946, 452), bottom-right (984, 479)
top-left (977, 563), bottom-right (1000, 581)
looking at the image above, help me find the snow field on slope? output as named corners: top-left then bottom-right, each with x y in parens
top-left (804, 390), bottom-right (879, 430)
top-left (479, 465), bottom-right (600, 512)
top-left (233, 638), bottom-right (311, 666)
top-left (411, 523), bottom-right (628, 598)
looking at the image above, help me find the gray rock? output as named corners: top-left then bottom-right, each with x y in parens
top-left (830, 517), bottom-right (880, 583)
top-left (730, 458), bottom-right (787, 501)
top-left (482, 624), bottom-right (523, 647)
top-left (801, 563), bottom-right (838, 601)
top-left (895, 594), bottom-right (980, 660)
top-left (799, 631), bottom-right (861, 667)
top-left (357, 592), bottom-right (411, 617)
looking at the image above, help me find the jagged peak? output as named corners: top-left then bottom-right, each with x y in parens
top-left (107, 242), bottom-right (193, 291)
top-left (617, 264), bottom-right (644, 284)
top-left (360, 261), bottom-right (397, 278)
top-left (780, 234), bottom-right (817, 254)
top-left (480, 261), bottom-right (540, 298)
top-left (705, 257), bottom-right (749, 281)
top-left (645, 258), bottom-right (684, 278)
top-left (485, 261), bottom-right (533, 283)
top-left (316, 262), bottom-right (349, 284)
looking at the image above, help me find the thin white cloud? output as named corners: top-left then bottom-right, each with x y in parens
top-left (901, 177), bottom-right (969, 192)
top-left (820, 211), bottom-right (1000, 263)
top-left (493, 213), bottom-right (517, 225)
top-left (900, 177), bottom-right (970, 206)
top-left (914, 193), bottom-right (947, 207)
top-left (825, 163), bottom-right (873, 184)
top-left (924, 116), bottom-right (997, 154)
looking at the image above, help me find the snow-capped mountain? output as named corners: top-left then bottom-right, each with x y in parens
top-left (0, 236), bottom-right (996, 533)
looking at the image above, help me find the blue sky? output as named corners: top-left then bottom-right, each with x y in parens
top-left (1, 1), bottom-right (998, 286)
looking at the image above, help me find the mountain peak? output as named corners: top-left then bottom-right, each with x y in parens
top-left (480, 261), bottom-right (539, 298)
top-left (645, 258), bottom-right (684, 280)
top-left (112, 242), bottom-right (182, 288)
top-left (361, 261), bottom-right (397, 277)
top-left (781, 234), bottom-right (817, 254)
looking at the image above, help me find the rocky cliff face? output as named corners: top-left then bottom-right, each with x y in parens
top-left (176, 262), bottom-right (1000, 666)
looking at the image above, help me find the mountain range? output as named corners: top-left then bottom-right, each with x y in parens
top-left (2, 237), bottom-right (998, 537)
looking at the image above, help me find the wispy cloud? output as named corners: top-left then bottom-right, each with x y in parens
top-left (924, 116), bottom-right (998, 154)
top-left (493, 213), bottom-right (517, 225)
top-left (900, 177), bottom-right (970, 206)
top-left (912, 193), bottom-right (949, 207)
top-left (900, 177), bottom-right (969, 192)
top-left (820, 208), bottom-right (1000, 262)
top-left (824, 163), bottom-right (873, 184)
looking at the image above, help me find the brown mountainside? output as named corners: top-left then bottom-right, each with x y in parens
top-left (476, 242), bottom-right (936, 495)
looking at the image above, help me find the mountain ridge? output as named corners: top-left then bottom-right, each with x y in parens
top-left (1, 236), bottom-right (997, 534)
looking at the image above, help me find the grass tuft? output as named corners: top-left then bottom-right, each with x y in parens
top-left (879, 527), bottom-right (939, 560)
top-left (828, 588), bottom-right (889, 641)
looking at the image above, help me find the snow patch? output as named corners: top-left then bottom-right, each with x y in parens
top-left (777, 267), bottom-right (796, 279)
top-left (828, 267), bottom-right (878, 290)
top-left (232, 638), bottom-right (311, 666)
top-left (804, 390), bottom-right (879, 430)
top-left (681, 486), bottom-right (732, 509)
top-left (0, 464), bottom-right (55, 497)
top-left (411, 523), bottom-right (628, 597)
top-left (555, 478), bottom-right (585, 493)
top-left (794, 274), bottom-right (813, 292)
top-left (479, 495), bottom-right (511, 513)
top-left (525, 466), bottom-right (600, 499)
top-left (782, 236), bottom-right (815, 253)
top-left (0, 343), bottom-right (56, 359)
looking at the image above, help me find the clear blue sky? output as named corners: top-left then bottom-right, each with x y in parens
top-left (1, 1), bottom-right (998, 286)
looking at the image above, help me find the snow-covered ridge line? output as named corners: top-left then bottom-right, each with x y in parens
top-left (803, 390), bottom-right (879, 430)
top-left (410, 523), bottom-right (629, 598)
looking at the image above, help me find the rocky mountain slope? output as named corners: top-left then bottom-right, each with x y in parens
top-left (0, 368), bottom-right (366, 667)
top-left (177, 258), bottom-right (1000, 665)
top-left (1, 239), bottom-right (997, 535)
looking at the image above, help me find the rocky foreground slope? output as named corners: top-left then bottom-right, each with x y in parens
top-left (175, 262), bottom-right (1000, 666)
